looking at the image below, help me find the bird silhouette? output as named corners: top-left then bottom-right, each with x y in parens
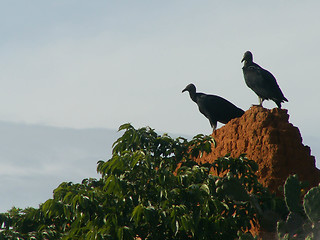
top-left (241, 51), bottom-right (288, 108)
top-left (182, 83), bottom-right (245, 130)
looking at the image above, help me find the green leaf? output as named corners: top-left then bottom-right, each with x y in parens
top-left (221, 178), bottom-right (249, 202)
top-left (200, 184), bottom-right (210, 195)
top-left (117, 226), bottom-right (123, 240)
top-left (131, 204), bottom-right (144, 226)
top-left (118, 123), bottom-right (133, 132)
top-left (303, 184), bottom-right (320, 223)
top-left (284, 174), bottom-right (303, 213)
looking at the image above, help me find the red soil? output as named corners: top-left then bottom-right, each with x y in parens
top-left (197, 106), bottom-right (320, 193)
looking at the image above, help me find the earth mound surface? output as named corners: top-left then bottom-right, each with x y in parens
top-left (197, 106), bottom-right (320, 193)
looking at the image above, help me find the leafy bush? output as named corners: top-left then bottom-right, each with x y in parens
top-left (0, 124), bottom-right (281, 239)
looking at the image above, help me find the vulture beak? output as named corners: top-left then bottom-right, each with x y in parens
top-left (182, 88), bottom-right (187, 93)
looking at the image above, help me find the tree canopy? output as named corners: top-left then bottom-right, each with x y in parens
top-left (5, 123), bottom-right (319, 239)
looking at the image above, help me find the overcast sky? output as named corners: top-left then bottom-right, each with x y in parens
top-left (0, 2), bottom-right (319, 172)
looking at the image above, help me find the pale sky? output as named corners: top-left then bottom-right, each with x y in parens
top-left (1, 2), bottom-right (320, 156)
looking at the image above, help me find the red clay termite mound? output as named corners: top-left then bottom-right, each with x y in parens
top-left (197, 106), bottom-right (320, 193)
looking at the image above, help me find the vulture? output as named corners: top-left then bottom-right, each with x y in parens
top-left (182, 83), bottom-right (244, 130)
top-left (241, 51), bottom-right (288, 108)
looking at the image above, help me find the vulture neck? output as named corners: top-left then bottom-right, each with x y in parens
top-left (188, 90), bottom-right (198, 103)
top-left (243, 59), bottom-right (253, 67)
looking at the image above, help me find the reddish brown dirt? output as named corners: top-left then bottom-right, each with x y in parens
top-left (196, 106), bottom-right (320, 239)
top-left (197, 106), bottom-right (320, 193)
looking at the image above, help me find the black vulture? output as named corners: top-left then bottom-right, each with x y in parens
top-left (241, 51), bottom-right (288, 108)
top-left (182, 83), bottom-right (245, 130)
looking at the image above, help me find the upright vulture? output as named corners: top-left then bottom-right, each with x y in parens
top-left (182, 83), bottom-right (244, 130)
top-left (241, 51), bottom-right (288, 108)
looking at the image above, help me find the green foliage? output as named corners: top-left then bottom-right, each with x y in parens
top-left (284, 175), bottom-right (304, 214)
top-left (303, 184), bottom-right (320, 223)
top-left (0, 124), bottom-right (275, 239)
top-left (277, 175), bottom-right (320, 239)
top-left (0, 207), bottom-right (59, 239)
